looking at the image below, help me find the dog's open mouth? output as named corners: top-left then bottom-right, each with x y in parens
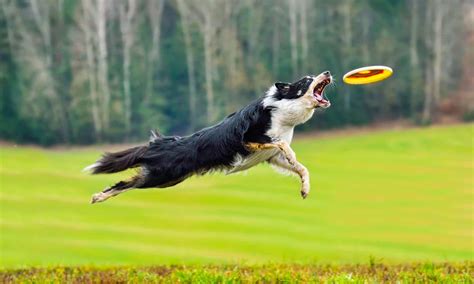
top-left (313, 78), bottom-right (331, 108)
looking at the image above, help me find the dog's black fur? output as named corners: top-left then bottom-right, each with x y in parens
top-left (91, 99), bottom-right (273, 189)
top-left (92, 99), bottom-right (271, 184)
top-left (87, 71), bottom-right (332, 203)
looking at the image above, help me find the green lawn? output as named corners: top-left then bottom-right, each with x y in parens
top-left (0, 124), bottom-right (473, 268)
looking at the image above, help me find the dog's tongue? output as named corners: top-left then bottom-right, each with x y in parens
top-left (315, 93), bottom-right (326, 103)
top-left (314, 92), bottom-right (330, 106)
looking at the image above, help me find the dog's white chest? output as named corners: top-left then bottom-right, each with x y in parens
top-left (266, 124), bottom-right (294, 144)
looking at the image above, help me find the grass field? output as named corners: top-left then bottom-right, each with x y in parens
top-left (0, 124), bottom-right (473, 271)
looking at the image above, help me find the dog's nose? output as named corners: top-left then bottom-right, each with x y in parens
top-left (323, 71), bottom-right (331, 76)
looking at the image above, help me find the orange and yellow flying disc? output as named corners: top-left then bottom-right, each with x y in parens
top-left (343, 66), bottom-right (393, 85)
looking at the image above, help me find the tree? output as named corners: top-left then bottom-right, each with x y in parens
top-left (288, 0), bottom-right (298, 79)
top-left (409, 0), bottom-right (421, 116)
top-left (0, 0), bottom-right (469, 145)
top-left (119, 0), bottom-right (137, 138)
top-left (97, 0), bottom-right (111, 132)
top-left (176, 0), bottom-right (197, 131)
top-left (3, 0), bottom-right (70, 143)
top-left (80, 0), bottom-right (102, 139)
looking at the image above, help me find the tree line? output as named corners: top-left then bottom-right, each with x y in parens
top-left (0, 0), bottom-right (470, 145)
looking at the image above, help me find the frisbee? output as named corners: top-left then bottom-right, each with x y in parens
top-left (343, 65), bottom-right (393, 85)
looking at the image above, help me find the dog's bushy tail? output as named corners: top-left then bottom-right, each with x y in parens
top-left (84, 145), bottom-right (147, 174)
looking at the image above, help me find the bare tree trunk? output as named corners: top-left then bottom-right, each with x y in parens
top-left (176, 0), bottom-right (197, 130)
top-left (203, 17), bottom-right (215, 123)
top-left (422, 1), bottom-right (434, 123)
top-left (272, 3), bottom-right (280, 76)
top-left (361, 8), bottom-right (370, 64)
top-left (342, 1), bottom-right (353, 50)
top-left (186, 0), bottom-right (217, 123)
top-left (458, 0), bottom-right (474, 111)
top-left (245, 0), bottom-right (264, 95)
top-left (288, 0), bottom-right (298, 78)
top-left (409, 0), bottom-right (420, 115)
top-left (299, 0), bottom-right (308, 74)
top-left (82, 0), bottom-right (101, 139)
top-left (222, 1), bottom-right (241, 109)
top-left (409, 0), bottom-right (420, 71)
top-left (2, 0), bottom-right (15, 58)
top-left (422, 63), bottom-right (433, 123)
top-left (342, 0), bottom-right (353, 111)
top-left (432, 0), bottom-right (444, 105)
top-left (97, 0), bottom-right (111, 130)
top-left (144, 0), bottom-right (164, 105)
top-left (246, 0), bottom-right (256, 70)
top-left (119, 0), bottom-right (136, 138)
top-left (30, 0), bottom-right (51, 66)
top-left (223, 2), bottom-right (237, 79)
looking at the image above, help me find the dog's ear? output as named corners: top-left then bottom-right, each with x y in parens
top-left (275, 82), bottom-right (290, 93)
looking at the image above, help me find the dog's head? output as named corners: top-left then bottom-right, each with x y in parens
top-left (270, 71), bottom-right (332, 109)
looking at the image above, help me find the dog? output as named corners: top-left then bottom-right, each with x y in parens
top-left (85, 71), bottom-right (332, 203)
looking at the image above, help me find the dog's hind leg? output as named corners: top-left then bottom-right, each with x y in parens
top-left (91, 175), bottom-right (143, 204)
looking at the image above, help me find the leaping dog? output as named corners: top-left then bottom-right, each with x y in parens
top-left (85, 71), bottom-right (333, 203)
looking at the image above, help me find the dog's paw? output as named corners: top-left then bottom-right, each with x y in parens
top-left (300, 183), bottom-right (310, 199)
top-left (300, 190), bottom-right (309, 199)
top-left (91, 192), bottom-right (108, 204)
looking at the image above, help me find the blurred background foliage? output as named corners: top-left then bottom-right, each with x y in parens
top-left (0, 0), bottom-right (472, 145)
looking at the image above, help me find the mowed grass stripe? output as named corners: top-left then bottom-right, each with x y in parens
top-left (2, 193), bottom-right (469, 239)
top-left (1, 124), bottom-right (473, 267)
top-left (4, 224), bottom-right (463, 266)
top-left (2, 216), bottom-right (468, 256)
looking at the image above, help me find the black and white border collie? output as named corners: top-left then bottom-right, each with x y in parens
top-left (85, 71), bottom-right (333, 203)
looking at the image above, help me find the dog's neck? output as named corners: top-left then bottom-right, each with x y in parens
top-left (262, 88), bottom-right (315, 143)
top-left (263, 87), bottom-right (316, 127)
top-left (270, 101), bottom-right (315, 126)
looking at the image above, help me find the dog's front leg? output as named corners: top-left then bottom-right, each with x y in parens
top-left (268, 153), bottom-right (310, 199)
top-left (246, 141), bottom-right (310, 199)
